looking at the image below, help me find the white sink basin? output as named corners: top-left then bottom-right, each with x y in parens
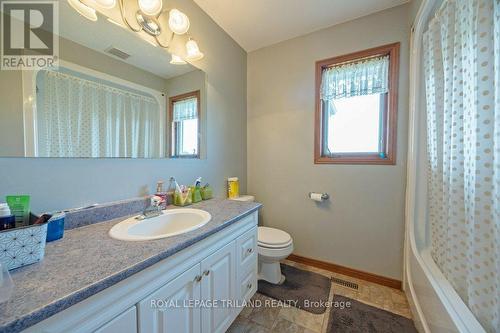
top-left (109, 208), bottom-right (211, 241)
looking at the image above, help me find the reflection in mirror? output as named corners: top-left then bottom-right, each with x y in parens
top-left (35, 67), bottom-right (163, 158)
top-left (0, 1), bottom-right (206, 159)
top-left (170, 91), bottom-right (200, 158)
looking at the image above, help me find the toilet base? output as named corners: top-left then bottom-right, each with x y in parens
top-left (258, 261), bottom-right (286, 284)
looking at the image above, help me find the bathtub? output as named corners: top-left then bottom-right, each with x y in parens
top-left (405, 242), bottom-right (486, 332)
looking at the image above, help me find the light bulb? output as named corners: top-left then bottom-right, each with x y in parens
top-left (168, 9), bottom-right (190, 35)
top-left (68, 0), bottom-right (97, 22)
top-left (170, 54), bottom-right (187, 65)
top-left (138, 0), bottom-right (162, 16)
top-left (185, 38), bottom-right (204, 61)
top-left (94, 0), bottom-right (116, 9)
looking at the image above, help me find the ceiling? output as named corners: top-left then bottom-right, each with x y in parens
top-left (58, 1), bottom-right (196, 79)
top-left (193, 0), bottom-right (409, 51)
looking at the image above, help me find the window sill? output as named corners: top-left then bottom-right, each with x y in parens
top-left (314, 154), bottom-right (396, 165)
top-left (170, 155), bottom-right (200, 159)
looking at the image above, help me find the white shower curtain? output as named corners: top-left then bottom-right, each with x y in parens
top-left (423, 0), bottom-right (499, 332)
top-left (37, 70), bottom-right (161, 158)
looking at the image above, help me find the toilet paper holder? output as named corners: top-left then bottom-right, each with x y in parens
top-left (308, 192), bottom-right (330, 201)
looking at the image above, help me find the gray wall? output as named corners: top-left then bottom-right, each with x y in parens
top-left (247, 4), bottom-right (411, 280)
top-left (0, 0), bottom-right (247, 213)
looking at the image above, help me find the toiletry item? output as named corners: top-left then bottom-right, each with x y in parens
top-left (46, 213), bottom-right (65, 242)
top-left (165, 177), bottom-right (177, 205)
top-left (227, 177), bottom-right (239, 199)
top-left (33, 214), bottom-right (51, 224)
top-left (173, 178), bottom-right (182, 193)
top-left (0, 203), bottom-right (15, 231)
top-left (174, 186), bottom-right (192, 206)
top-left (191, 186), bottom-right (202, 203)
top-left (201, 184), bottom-right (213, 200)
top-left (155, 181), bottom-right (167, 209)
top-left (0, 203), bottom-right (10, 216)
top-left (194, 177), bottom-right (202, 187)
top-left (190, 177), bottom-right (203, 203)
top-left (6, 195), bottom-right (30, 227)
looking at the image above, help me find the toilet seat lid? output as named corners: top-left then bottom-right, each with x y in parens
top-left (258, 227), bottom-right (292, 248)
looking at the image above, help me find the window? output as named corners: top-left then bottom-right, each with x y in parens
top-left (169, 91), bottom-right (200, 158)
top-left (315, 43), bottom-right (399, 164)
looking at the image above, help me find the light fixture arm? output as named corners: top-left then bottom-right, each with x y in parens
top-left (154, 32), bottom-right (174, 49)
top-left (118, 0), bottom-right (142, 32)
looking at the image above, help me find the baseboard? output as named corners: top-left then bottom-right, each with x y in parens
top-left (287, 254), bottom-right (402, 290)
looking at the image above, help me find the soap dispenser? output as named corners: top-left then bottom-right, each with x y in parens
top-left (155, 181), bottom-right (167, 209)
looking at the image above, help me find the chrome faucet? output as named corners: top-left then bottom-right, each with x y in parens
top-left (137, 196), bottom-right (163, 220)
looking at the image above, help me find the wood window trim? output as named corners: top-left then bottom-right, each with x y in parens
top-left (314, 42), bottom-right (400, 165)
top-left (168, 90), bottom-right (201, 158)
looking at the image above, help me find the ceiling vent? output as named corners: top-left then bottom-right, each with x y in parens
top-left (105, 47), bottom-right (130, 60)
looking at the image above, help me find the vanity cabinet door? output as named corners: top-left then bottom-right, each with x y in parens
top-left (200, 241), bottom-right (237, 333)
top-left (94, 306), bottom-right (137, 333)
top-left (236, 227), bottom-right (257, 276)
top-left (137, 263), bottom-right (202, 333)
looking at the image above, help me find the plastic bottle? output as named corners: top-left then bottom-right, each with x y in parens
top-left (0, 203), bottom-right (15, 231)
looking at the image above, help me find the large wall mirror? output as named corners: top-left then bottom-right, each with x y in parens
top-left (0, 1), bottom-right (206, 159)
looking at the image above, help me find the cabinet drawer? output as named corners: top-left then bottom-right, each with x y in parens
top-left (239, 268), bottom-right (257, 302)
top-left (236, 227), bottom-right (257, 270)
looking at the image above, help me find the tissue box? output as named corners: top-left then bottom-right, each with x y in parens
top-left (0, 214), bottom-right (48, 270)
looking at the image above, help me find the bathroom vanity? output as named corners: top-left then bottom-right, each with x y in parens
top-left (0, 199), bottom-right (260, 333)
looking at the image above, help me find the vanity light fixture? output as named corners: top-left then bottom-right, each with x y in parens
top-left (93, 0), bottom-right (116, 9)
top-left (185, 38), bottom-right (204, 61)
top-left (68, 0), bottom-right (98, 21)
top-left (170, 54), bottom-right (187, 65)
top-left (67, 0), bottom-right (205, 61)
top-left (138, 0), bottom-right (162, 16)
top-left (168, 9), bottom-right (190, 35)
top-left (136, 12), bottom-right (161, 36)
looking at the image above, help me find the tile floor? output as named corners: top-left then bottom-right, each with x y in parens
top-left (227, 259), bottom-right (413, 333)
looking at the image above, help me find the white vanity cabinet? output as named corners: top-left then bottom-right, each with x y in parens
top-left (235, 227), bottom-right (258, 302)
top-left (24, 211), bottom-right (258, 333)
top-left (200, 241), bottom-right (237, 333)
top-left (138, 264), bottom-right (203, 333)
top-left (137, 241), bottom-right (237, 333)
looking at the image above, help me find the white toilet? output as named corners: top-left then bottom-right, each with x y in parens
top-left (230, 195), bottom-right (294, 284)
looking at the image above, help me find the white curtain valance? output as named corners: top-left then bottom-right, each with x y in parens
top-left (320, 55), bottom-right (389, 101)
top-left (172, 97), bottom-right (198, 122)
